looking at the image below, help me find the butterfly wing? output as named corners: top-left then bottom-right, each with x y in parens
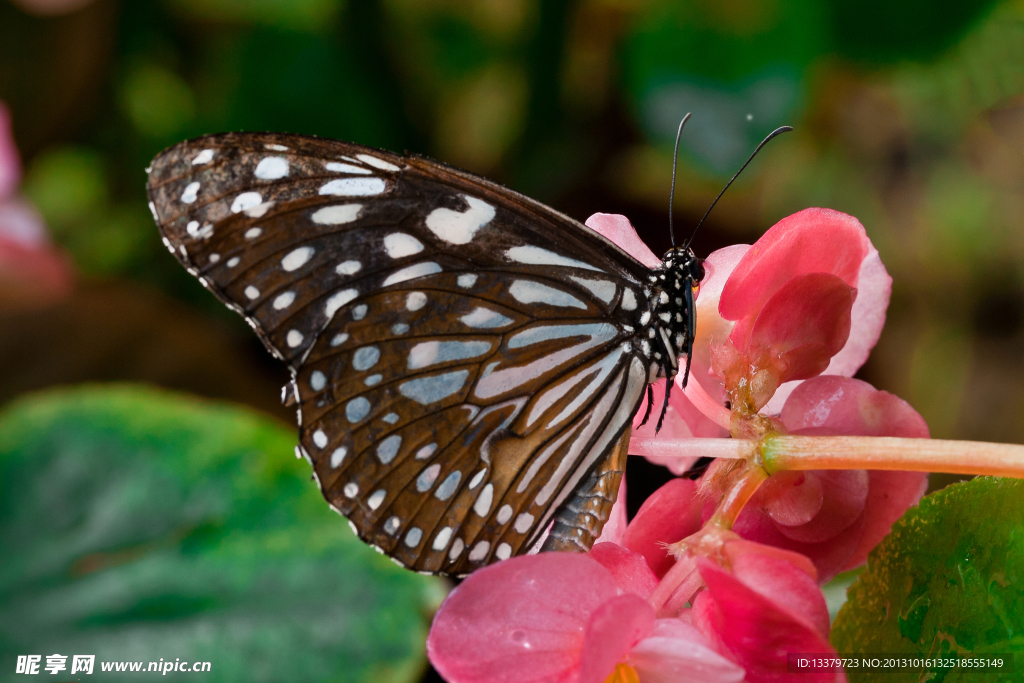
top-left (147, 132), bottom-right (655, 574)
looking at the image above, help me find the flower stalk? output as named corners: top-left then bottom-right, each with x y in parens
top-left (630, 434), bottom-right (1024, 479)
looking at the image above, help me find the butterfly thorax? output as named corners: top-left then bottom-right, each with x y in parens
top-left (641, 247), bottom-right (704, 382)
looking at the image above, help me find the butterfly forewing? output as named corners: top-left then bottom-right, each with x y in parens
top-left (147, 132), bottom-right (654, 575)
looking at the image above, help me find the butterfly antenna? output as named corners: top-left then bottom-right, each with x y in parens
top-left (682, 125), bottom-right (793, 252)
top-left (667, 113), bottom-right (692, 249)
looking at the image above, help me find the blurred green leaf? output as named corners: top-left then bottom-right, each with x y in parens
top-left (0, 385), bottom-right (444, 683)
top-left (21, 147), bottom-right (108, 228)
top-left (832, 476), bottom-right (1024, 681)
top-left (165, 0), bottom-right (342, 31)
top-left (121, 64), bottom-right (196, 138)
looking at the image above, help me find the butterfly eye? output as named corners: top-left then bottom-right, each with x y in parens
top-left (693, 259), bottom-right (706, 283)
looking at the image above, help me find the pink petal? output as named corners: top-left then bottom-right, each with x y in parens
top-left (714, 495), bottom-right (864, 584)
top-left (779, 375), bottom-right (930, 570)
top-left (621, 478), bottom-right (703, 578)
top-left (764, 240), bottom-right (891, 414)
top-left (589, 543), bottom-right (659, 600)
top-left (761, 470), bottom-right (824, 527)
top-left (726, 544), bottom-right (830, 638)
top-left (0, 102), bottom-right (21, 201)
top-left (772, 470), bottom-right (869, 544)
top-left (742, 273), bottom-right (856, 383)
top-left (779, 375), bottom-right (929, 438)
top-left (690, 245), bottom-right (749, 395)
top-left (584, 213), bottom-right (661, 269)
top-left (428, 553), bottom-right (619, 683)
top-left (594, 476), bottom-right (628, 546)
top-left (719, 208), bottom-right (868, 323)
top-left (628, 618), bottom-right (746, 683)
top-left (579, 594), bottom-right (655, 683)
top-left (843, 470), bottom-right (928, 571)
top-left (0, 197), bottom-right (49, 248)
top-left (693, 557), bottom-right (839, 683)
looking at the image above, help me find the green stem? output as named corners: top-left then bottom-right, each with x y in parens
top-left (761, 435), bottom-right (1024, 477)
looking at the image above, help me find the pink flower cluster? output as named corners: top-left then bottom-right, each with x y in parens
top-left (0, 101), bottom-right (73, 309)
top-left (429, 208), bottom-right (930, 682)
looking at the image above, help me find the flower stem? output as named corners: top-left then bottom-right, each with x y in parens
top-left (628, 436), bottom-right (755, 460)
top-left (707, 463), bottom-right (769, 529)
top-left (762, 435), bottom-right (1024, 477)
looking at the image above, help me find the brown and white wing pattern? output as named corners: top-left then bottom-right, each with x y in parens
top-left (147, 132), bottom-right (656, 575)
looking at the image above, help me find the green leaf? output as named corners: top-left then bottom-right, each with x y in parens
top-left (832, 477), bottom-right (1024, 682)
top-left (0, 385), bottom-right (445, 683)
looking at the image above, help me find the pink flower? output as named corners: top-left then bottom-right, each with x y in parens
top-left (0, 101), bottom-right (73, 309)
top-left (427, 546), bottom-right (746, 683)
top-left (589, 210), bottom-right (927, 582)
top-left (712, 376), bottom-right (929, 581)
top-left (690, 538), bottom-right (844, 683)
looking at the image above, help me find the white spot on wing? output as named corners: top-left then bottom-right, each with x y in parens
top-left (273, 291), bottom-right (296, 309)
top-left (325, 161), bottom-right (371, 175)
top-left (244, 227), bottom-right (262, 239)
top-left (469, 469), bottom-right (486, 490)
top-left (325, 288), bottom-right (358, 319)
top-left (313, 430), bottom-right (328, 448)
top-left (433, 527), bottom-right (452, 551)
top-left (621, 288), bottom-right (637, 311)
top-left (319, 177), bottom-right (386, 196)
top-left (497, 505), bottom-right (513, 524)
top-left (417, 464), bottom-right (441, 492)
top-left (368, 490), bottom-right (386, 510)
top-left (330, 446), bottom-right (347, 468)
top-left (457, 274), bottom-right (478, 288)
top-left (336, 260), bottom-right (362, 275)
top-left (384, 233), bottom-right (424, 258)
top-left (406, 292), bottom-right (427, 310)
top-left (331, 333), bottom-right (349, 347)
top-left (357, 153), bottom-right (401, 171)
top-left (181, 182), bottom-right (200, 204)
top-left (399, 370), bottom-right (469, 404)
top-left (344, 482), bottom-right (358, 498)
top-left (469, 541), bottom-right (490, 562)
top-left (352, 346), bottom-right (380, 370)
top-left (405, 527), bottom-right (423, 548)
top-left (506, 245), bottom-right (602, 272)
top-left (265, 144), bottom-right (289, 151)
top-left (227, 257), bottom-right (241, 268)
top-left (473, 483), bottom-right (494, 517)
top-left (286, 330), bottom-right (304, 347)
top-left (425, 196), bottom-right (495, 245)
top-left (281, 246), bottom-right (315, 271)
top-left (346, 396), bottom-right (371, 423)
top-left (570, 276), bottom-right (617, 303)
top-left (255, 156), bottom-right (289, 180)
top-left (244, 286), bottom-right (259, 300)
top-left (514, 513), bottom-right (534, 534)
top-left (309, 370), bottom-right (326, 391)
top-left (434, 471), bottom-right (461, 500)
top-left (449, 538), bottom-right (465, 560)
top-left (509, 280), bottom-right (587, 309)
top-left (496, 543), bottom-right (512, 560)
top-left (191, 149), bottom-right (214, 165)
top-left (415, 443), bottom-right (437, 460)
top-left (376, 435), bottom-right (401, 464)
top-left (407, 340), bottom-right (492, 369)
top-left (231, 192), bottom-right (263, 213)
top-left (243, 201), bottom-right (274, 218)
top-left (383, 262), bottom-right (442, 286)
top-left (384, 516), bottom-right (400, 535)
top-left (460, 307), bottom-right (513, 328)
top-left (312, 204), bottom-right (362, 225)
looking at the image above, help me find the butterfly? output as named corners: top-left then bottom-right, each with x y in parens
top-left (145, 132), bottom-right (706, 576)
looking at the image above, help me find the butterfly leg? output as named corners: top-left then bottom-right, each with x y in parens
top-left (539, 430), bottom-right (629, 553)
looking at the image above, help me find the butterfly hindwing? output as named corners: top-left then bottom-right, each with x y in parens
top-left (147, 132), bottom-right (655, 574)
